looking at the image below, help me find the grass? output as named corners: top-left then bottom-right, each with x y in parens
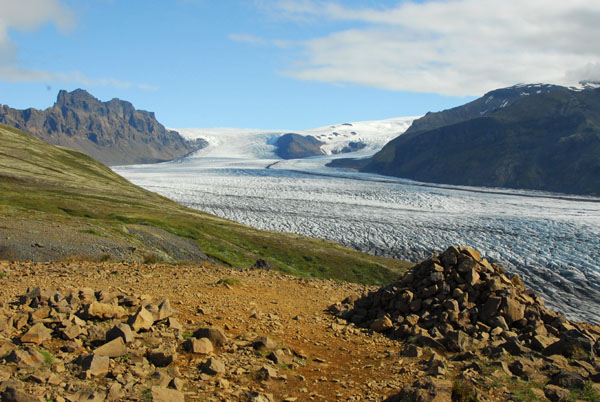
top-left (452, 379), bottom-right (478, 402)
top-left (0, 124), bottom-right (412, 286)
top-left (141, 388), bottom-right (152, 402)
top-left (217, 277), bottom-right (241, 286)
top-left (37, 348), bottom-right (54, 368)
top-left (570, 382), bottom-right (600, 401)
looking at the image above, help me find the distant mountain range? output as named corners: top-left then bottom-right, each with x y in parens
top-left (330, 83), bottom-right (600, 196)
top-left (0, 89), bottom-right (206, 165)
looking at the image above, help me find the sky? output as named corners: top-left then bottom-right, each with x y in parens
top-left (1, 0), bottom-right (599, 130)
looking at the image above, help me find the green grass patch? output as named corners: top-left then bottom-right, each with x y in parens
top-left (37, 348), bottom-right (54, 367)
top-left (570, 382), bottom-right (600, 402)
top-left (452, 379), bottom-right (478, 402)
top-left (0, 124), bottom-right (412, 286)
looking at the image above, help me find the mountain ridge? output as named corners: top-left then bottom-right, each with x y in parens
top-left (0, 89), bottom-right (206, 166)
top-left (330, 84), bottom-right (600, 196)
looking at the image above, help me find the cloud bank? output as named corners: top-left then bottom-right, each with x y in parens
top-left (0, 0), bottom-right (156, 90)
top-left (252, 0), bottom-right (600, 96)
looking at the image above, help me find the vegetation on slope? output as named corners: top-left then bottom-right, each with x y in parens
top-left (0, 124), bottom-right (410, 284)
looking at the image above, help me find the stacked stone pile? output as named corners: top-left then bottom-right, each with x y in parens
top-left (331, 246), bottom-right (600, 401)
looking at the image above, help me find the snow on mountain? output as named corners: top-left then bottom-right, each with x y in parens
top-left (174, 116), bottom-right (418, 160)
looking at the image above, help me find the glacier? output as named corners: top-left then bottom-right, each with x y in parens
top-left (114, 117), bottom-right (600, 323)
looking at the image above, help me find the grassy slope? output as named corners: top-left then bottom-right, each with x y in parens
top-left (0, 124), bottom-right (410, 284)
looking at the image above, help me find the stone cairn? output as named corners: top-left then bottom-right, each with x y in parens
top-left (330, 246), bottom-right (600, 401)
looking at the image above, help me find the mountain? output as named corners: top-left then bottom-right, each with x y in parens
top-left (0, 123), bottom-right (408, 284)
top-left (274, 133), bottom-right (324, 159)
top-left (0, 89), bottom-right (206, 165)
top-left (343, 84), bottom-right (600, 196)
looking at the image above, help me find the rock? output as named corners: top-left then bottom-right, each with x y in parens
top-left (60, 324), bottom-right (83, 340)
top-left (370, 316), bottom-right (393, 332)
top-left (151, 386), bottom-right (184, 402)
top-left (249, 392), bottom-right (275, 402)
top-left (20, 323), bottom-right (52, 344)
top-left (94, 337), bottom-right (127, 358)
top-left (147, 347), bottom-right (177, 367)
top-left (386, 377), bottom-right (452, 402)
top-left (503, 297), bottom-right (525, 324)
top-left (128, 306), bottom-right (155, 332)
top-left (401, 345), bottom-right (422, 358)
top-left (80, 354), bottom-right (110, 377)
top-left (531, 335), bottom-right (558, 351)
top-left (106, 323), bottom-right (134, 344)
top-left (267, 349), bottom-right (294, 365)
top-left (544, 335), bottom-right (595, 359)
top-left (508, 360), bottom-right (535, 380)
top-left (481, 296), bottom-right (502, 322)
top-left (182, 338), bottom-right (213, 355)
top-left (201, 357), bottom-right (225, 375)
top-left (551, 371), bottom-right (585, 389)
top-left (258, 365), bottom-right (286, 380)
top-left (1, 386), bottom-right (44, 402)
top-left (107, 383), bottom-right (123, 401)
top-left (83, 302), bottom-right (126, 320)
top-left (252, 335), bottom-right (277, 351)
top-left (544, 384), bottom-right (570, 402)
top-left (193, 327), bottom-right (228, 348)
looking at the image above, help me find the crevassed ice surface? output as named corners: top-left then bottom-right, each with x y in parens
top-left (114, 122), bottom-right (600, 324)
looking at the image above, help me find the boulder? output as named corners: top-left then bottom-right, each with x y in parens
top-left (20, 323), bottom-right (52, 344)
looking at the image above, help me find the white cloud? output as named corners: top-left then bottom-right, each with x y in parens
top-left (229, 33), bottom-right (268, 46)
top-left (258, 0), bottom-right (600, 95)
top-left (0, 0), bottom-right (157, 91)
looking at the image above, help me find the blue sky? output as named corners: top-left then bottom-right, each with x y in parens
top-left (1, 1), bottom-right (599, 130)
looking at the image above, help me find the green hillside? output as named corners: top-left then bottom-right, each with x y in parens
top-left (0, 123), bottom-right (410, 284)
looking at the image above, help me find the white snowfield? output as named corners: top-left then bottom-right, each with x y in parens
top-left (115, 116), bottom-right (600, 324)
top-left (175, 116), bottom-right (417, 159)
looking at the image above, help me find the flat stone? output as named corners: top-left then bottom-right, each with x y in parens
top-left (20, 323), bottom-right (52, 344)
top-left (83, 302), bottom-right (126, 320)
top-left (150, 386), bottom-right (184, 402)
top-left (94, 337), bottom-right (127, 358)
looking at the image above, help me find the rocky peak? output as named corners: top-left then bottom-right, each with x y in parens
top-left (0, 89), bottom-right (206, 165)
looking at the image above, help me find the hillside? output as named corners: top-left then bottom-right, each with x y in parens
top-left (0, 123), bottom-right (410, 284)
top-left (0, 89), bottom-right (205, 166)
top-left (337, 84), bottom-right (600, 196)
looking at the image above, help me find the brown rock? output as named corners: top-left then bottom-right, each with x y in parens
top-left (147, 347), bottom-right (177, 367)
top-left (544, 384), bottom-right (570, 402)
top-left (371, 316), bottom-right (393, 332)
top-left (20, 323), bottom-right (52, 344)
top-left (80, 354), bottom-right (109, 377)
top-left (267, 349), bottom-right (294, 365)
top-left (193, 327), bottom-right (228, 348)
top-left (94, 337), bottom-right (127, 358)
top-left (183, 337), bottom-right (213, 355)
top-left (201, 357), bottom-right (225, 375)
top-left (83, 302), bottom-right (126, 320)
top-left (503, 297), bottom-right (525, 324)
top-left (1, 386), bottom-right (44, 402)
top-left (128, 306), bottom-right (155, 332)
top-left (106, 323), bottom-right (134, 344)
top-left (252, 335), bottom-right (277, 351)
top-left (481, 296), bottom-right (502, 322)
top-left (151, 386), bottom-right (184, 402)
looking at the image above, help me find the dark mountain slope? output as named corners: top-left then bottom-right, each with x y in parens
top-left (275, 133), bottom-right (324, 159)
top-left (0, 89), bottom-right (205, 165)
top-left (359, 85), bottom-right (600, 196)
